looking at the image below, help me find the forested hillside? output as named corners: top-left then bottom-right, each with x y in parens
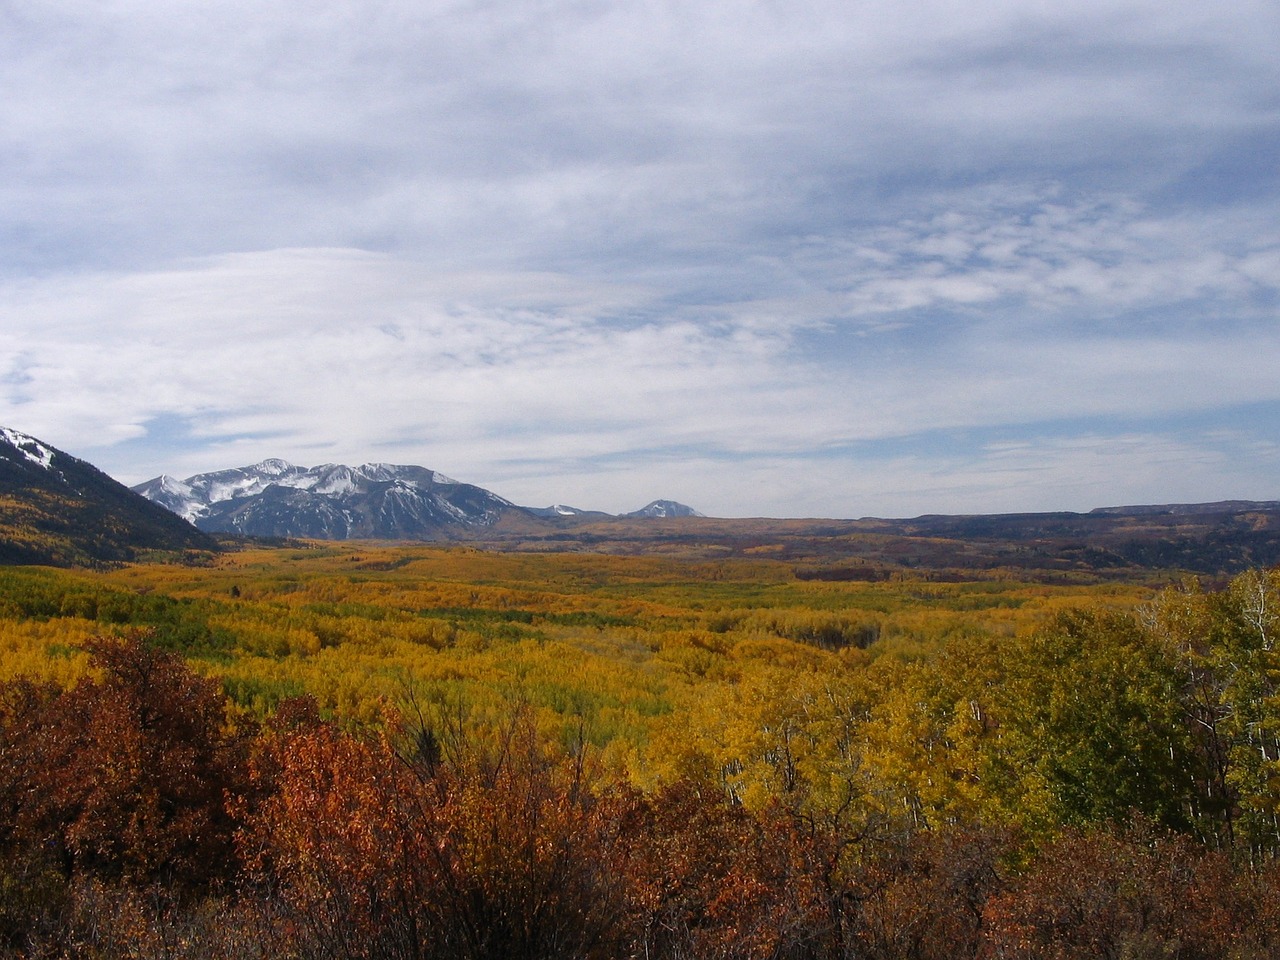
top-left (0, 429), bottom-right (215, 567)
top-left (2, 546), bottom-right (1280, 956)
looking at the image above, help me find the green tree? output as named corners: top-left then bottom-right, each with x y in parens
top-left (1146, 570), bottom-right (1280, 860)
top-left (988, 610), bottom-right (1195, 835)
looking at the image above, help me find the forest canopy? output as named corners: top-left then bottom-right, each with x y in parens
top-left (1, 545), bottom-right (1279, 958)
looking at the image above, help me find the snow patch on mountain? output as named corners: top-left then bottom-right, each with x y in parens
top-left (255, 458), bottom-right (296, 477)
top-left (0, 427), bottom-right (57, 471)
top-left (310, 465), bottom-right (361, 497)
top-left (133, 459), bottom-right (527, 540)
top-left (130, 474), bottom-right (208, 521)
top-left (625, 500), bottom-right (705, 519)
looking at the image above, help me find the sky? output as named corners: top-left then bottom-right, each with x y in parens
top-left (1, 0), bottom-right (1278, 518)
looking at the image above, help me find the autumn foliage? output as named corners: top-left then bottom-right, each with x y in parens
top-left (4, 556), bottom-right (1280, 956)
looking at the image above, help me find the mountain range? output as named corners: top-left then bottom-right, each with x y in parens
top-left (131, 459), bottom-right (704, 540)
top-left (5, 426), bottom-right (1280, 578)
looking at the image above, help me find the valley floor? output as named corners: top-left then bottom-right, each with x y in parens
top-left (1, 543), bottom-right (1278, 957)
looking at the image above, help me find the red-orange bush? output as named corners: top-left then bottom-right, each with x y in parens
top-left (0, 633), bottom-right (250, 891)
top-left (982, 822), bottom-right (1246, 959)
top-left (239, 703), bottom-right (635, 960)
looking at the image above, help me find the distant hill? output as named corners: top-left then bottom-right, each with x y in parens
top-left (1089, 501), bottom-right (1280, 516)
top-left (525, 504), bottom-right (614, 520)
top-left (0, 428), bottom-right (215, 566)
top-left (624, 500), bottom-right (704, 519)
top-left (474, 501), bottom-right (1280, 580)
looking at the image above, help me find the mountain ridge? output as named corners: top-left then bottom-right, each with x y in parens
top-left (132, 459), bottom-right (703, 541)
top-left (133, 460), bottom-right (520, 541)
top-left (0, 428), bottom-right (214, 566)
top-left (127, 456), bottom-right (1280, 575)
top-left (5, 427), bottom-right (1280, 577)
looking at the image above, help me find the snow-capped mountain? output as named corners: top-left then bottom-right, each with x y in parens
top-left (133, 460), bottom-right (526, 540)
top-left (525, 503), bottom-right (613, 520)
top-left (623, 500), bottom-right (705, 519)
top-left (0, 427), bottom-right (213, 565)
top-left (0, 426), bottom-right (59, 474)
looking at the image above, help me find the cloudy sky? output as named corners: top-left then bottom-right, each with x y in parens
top-left (1, 0), bottom-right (1277, 518)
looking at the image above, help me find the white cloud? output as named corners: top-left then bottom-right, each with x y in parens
top-left (488, 431), bottom-right (1279, 519)
top-left (1, 0), bottom-right (1278, 514)
top-left (1, 224), bottom-right (1277, 515)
